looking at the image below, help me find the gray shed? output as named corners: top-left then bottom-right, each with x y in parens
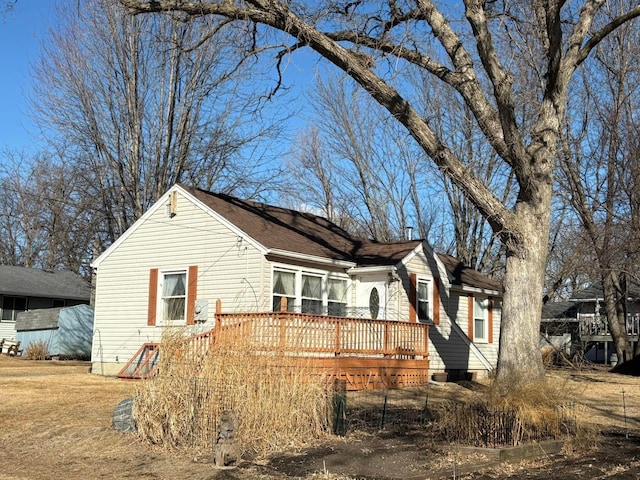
top-left (16, 304), bottom-right (94, 359)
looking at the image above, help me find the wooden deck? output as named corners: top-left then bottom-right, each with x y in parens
top-left (120, 300), bottom-right (430, 390)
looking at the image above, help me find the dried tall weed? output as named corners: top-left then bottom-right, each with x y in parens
top-left (435, 373), bottom-right (592, 446)
top-left (133, 328), bottom-right (329, 456)
top-left (23, 340), bottom-right (50, 360)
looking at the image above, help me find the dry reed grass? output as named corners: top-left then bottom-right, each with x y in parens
top-left (133, 328), bottom-right (329, 456)
top-left (434, 374), bottom-right (593, 447)
top-left (22, 340), bottom-right (50, 360)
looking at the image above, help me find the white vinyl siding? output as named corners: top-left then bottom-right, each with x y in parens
top-left (91, 189), bottom-right (269, 375)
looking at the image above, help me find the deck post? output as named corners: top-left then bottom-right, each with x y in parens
top-left (423, 324), bottom-right (429, 357)
top-left (383, 322), bottom-right (390, 356)
top-left (335, 320), bottom-right (341, 356)
top-left (279, 298), bottom-right (287, 352)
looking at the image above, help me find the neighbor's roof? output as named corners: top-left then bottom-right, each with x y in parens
top-left (0, 265), bottom-right (91, 301)
top-left (541, 301), bottom-right (579, 321)
top-left (183, 185), bottom-right (501, 292)
top-left (570, 282), bottom-right (640, 302)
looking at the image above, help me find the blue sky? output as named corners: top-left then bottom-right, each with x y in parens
top-left (0, 2), bottom-right (55, 152)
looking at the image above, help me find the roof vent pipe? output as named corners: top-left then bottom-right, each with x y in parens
top-left (405, 226), bottom-right (413, 241)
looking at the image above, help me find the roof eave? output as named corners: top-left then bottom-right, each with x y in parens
top-left (267, 248), bottom-right (356, 268)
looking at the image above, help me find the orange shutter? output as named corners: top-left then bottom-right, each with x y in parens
top-left (409, 273), bottom-right (417, 323)
top-left (148, 268), bottom-right (158, 326)
top-left (186, 265), bottom-right (198, 325)
top-left (467, 294), bottom-right (474, 341)
top-left (488, 296), bottom-right (494, 343)
top-left (432, 277), bottom-right (440, 325)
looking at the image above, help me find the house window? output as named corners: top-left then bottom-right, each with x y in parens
top-left (474, 297), bottom-right (489, 342)
top-left (272, 266), bottom-right (349, 316)
top-left (273, 269), bottom-right (295, 312)
top-left (301, 274), bottom-right (323, 314)
top-left (161, 271), bottom-right (187, 322)
top-left (1, 296), bottom-right (27, 322)
top-left (328, 279), bottom-right (347, 316)
top-left (417, 280), bottom-right (430, 322)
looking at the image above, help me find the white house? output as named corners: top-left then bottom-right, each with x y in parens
top-left (90, 184), bottom-right (502, 378)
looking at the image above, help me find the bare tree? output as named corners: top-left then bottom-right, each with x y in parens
top-left (288, 75), bottom-right (440, 242)
top-left (559, 12), bottom-right (640, 362)
top-left (31, 0), bottom-right (286, 244)
top-left (0, 148), bottom-right (96, 274)
top-left (119, 0), bottom-right (640, 387)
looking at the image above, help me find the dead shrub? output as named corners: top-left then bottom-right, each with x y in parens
top-left (23, 341), bottom-right (50, 360)
top-left (133, 328), bottom-right (329, 456)
top-left (434, 373), bottom-right (590, 447)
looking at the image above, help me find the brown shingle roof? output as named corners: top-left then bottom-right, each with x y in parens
top-left (436, 253), bottom-right (502, 292)
top-left (183, 185), bottom-right (501, 291)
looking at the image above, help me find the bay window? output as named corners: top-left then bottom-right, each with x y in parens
top-left (272, 266), bottom-right (349, 316)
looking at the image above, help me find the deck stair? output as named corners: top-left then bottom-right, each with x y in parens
top-left (117, 343), bottom-right (161, 379)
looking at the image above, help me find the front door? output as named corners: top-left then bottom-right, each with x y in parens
top-left (356, 277), bottom-right (388, 320)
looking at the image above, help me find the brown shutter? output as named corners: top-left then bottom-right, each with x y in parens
top-left (409, 273), bottom-right (417, 323)
top-left (467, 294), bottom-right (474, 341)
top-left (186, 265), bottom-right (198, 325)
top-left (432, 277), bottom-right (440, 325)
top-left (488, 296), bottom-right (494, 343)
top-left (148, 268), bottom-right (158, 326)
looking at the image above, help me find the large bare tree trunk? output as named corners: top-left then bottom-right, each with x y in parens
top-left (498, 205), bottom-right (550, 383)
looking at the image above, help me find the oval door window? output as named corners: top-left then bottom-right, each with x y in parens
top-left (369, 287), bottom-right (380, 319)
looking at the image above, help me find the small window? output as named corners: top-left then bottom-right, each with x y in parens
top-left (273, 269), bottom-right (296, 312)
top-left (328, 279), bottom-right (347, 316)
top-left (474, 297), bottom-right (489, 342)
top-left (2, 296), bottom-right (27, 322)
top-left (301, 274), bottom-right (323, 314)
top-left (161, 271), bottom-right (186, 322)
top-left (417, 280), bottom-right (430, 322)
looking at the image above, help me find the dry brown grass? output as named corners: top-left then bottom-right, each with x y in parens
top-left (133, 329), bottom-right (329, 456)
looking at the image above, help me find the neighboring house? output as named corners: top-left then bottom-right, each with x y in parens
top-left (16, 304), bottom-right (94, 359)
top-left (0, 266), bottom-right (91, 340)
top-left (91, 184), bottom-right (502, 378)
top-left (541, 283), bottom-right (640, 363)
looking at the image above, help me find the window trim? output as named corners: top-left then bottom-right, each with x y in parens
top-left (471, 295), bottom-right (490, 343)
top-left (410, 273), bottom-right (434, 324)
top-left (417, 279), bottom-right (431, 323)
top-left (159, 269), bottom-right (188, 324)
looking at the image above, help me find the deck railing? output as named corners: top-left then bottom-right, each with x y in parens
top-left (185, 300), bottom-right (429, 360)
top-left (578, 313), bottom-right (640, 338)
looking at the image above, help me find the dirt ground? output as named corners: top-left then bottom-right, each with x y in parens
top-left (2, 356), bottom-right (640, 480)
